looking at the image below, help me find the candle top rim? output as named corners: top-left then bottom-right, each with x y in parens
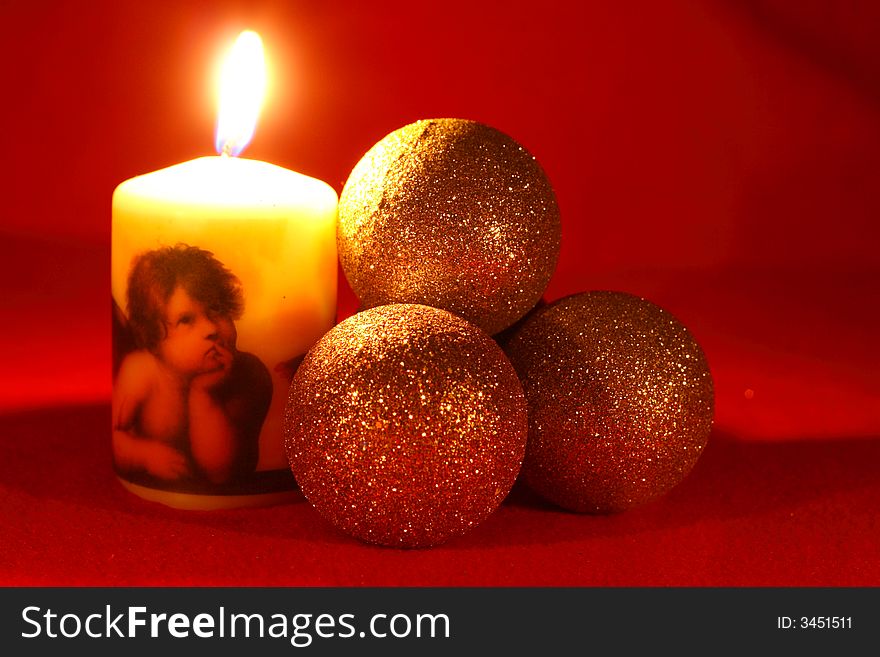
top-left (114, 156), bottom-right (338, 211)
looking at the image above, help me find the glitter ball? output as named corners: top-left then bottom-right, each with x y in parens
top-left (284, 304), bottom-right (528, 547)
top-left (338, 118), bottom-right (561, 335)
top-left (504, 291), bottom-right (715, 513)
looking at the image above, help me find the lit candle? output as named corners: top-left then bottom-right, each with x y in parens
top-left (111, 31), bottom-right (337, 509)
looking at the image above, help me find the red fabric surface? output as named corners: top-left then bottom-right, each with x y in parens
top-left (1, 403), bottom-right (878, 586)
top-left (1, 0), bottom-right (879, 585)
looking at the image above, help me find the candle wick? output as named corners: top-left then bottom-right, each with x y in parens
top-left (221, 141), bottom-right (233, 158)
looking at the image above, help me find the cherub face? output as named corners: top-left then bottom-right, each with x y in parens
top-left (157, 286), bottom-right (236, 376)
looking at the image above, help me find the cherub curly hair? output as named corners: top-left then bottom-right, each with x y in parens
top-left (126, 244), bottom-right (244, 351)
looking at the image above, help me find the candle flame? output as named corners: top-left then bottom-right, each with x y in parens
top-left (215, 30), bottom-right (266, 157)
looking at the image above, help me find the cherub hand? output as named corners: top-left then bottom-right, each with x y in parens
top-left (141, 442), bottom-right (191, 480)
top-left (192, 342), bottom-right (234, 391)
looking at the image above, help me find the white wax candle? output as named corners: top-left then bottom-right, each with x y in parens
top-left (111, 157), bottom-right (337, 508)
top-left (110, 31), bottom-right (337, 510)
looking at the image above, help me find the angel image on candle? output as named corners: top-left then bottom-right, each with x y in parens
top-left (112, 243), bottom-right (273, 489)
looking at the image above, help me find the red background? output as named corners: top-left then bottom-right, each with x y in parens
top-left (0, 0), bottom-right (878, 585)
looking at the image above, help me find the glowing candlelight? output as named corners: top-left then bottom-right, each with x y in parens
top-left (215, 30), bottom-right (267, 157)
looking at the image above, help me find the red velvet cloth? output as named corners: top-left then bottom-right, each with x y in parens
top-left (0, 402), bottom-right (878, 586)
top-left (1, 0), bottom-right (878, 585)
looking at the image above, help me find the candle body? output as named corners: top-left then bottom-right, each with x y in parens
top-left (111, 156), bottom-right (337, 509)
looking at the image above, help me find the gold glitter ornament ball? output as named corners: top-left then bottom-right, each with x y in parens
top-left (338, 118), bottom-right (561, 336)
top-left (284, 304), bottom-right (528, 547)
top-left (504, 291), bottom-right (714, 513)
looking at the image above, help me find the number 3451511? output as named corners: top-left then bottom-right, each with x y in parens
top-left (784, 617), bottom-right (853, 629)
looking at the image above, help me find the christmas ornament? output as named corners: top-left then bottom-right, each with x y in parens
top-left (284, 304), bottom-right (528, 547)
top-left (338, 118), bottom-right (561, 335)
top-left (504, 291), bottom-right (714, 513)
